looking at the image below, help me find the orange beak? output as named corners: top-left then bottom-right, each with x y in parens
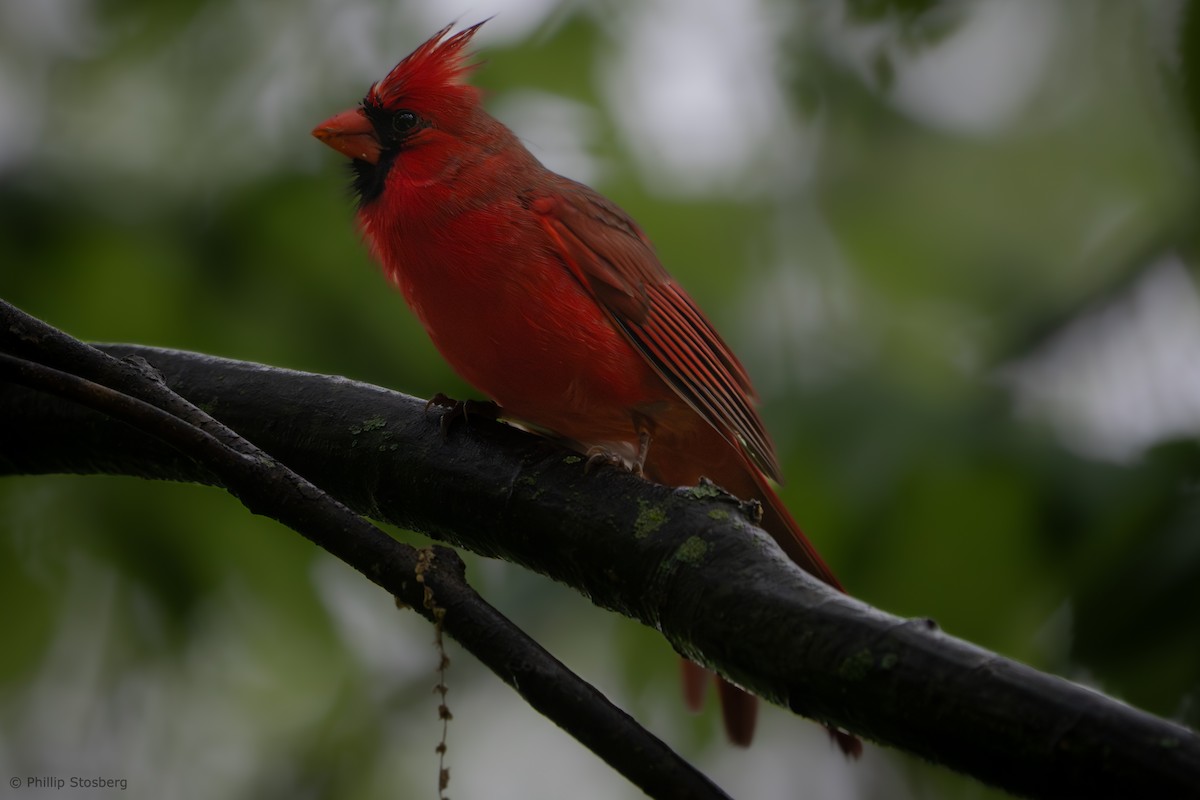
top-left (312, 108), bottom-right (382, 164)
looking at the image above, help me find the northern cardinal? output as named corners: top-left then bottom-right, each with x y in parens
top-left (313, 21), bottom-right (858, 755)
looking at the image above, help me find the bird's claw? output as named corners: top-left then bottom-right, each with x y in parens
top-left (584, 446), bottom-right (643, 476)
top-left (425, 393), bottom-right (501, 439)
top-left (583, 422), bottom-right (652, 476)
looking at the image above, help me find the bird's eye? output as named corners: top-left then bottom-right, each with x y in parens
top-left (391, 110), bottom-right (420, 134)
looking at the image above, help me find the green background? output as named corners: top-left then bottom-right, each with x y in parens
top-left (2, 1), bottom-right (1199, 797)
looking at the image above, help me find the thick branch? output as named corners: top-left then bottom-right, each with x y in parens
top-left (3, 337), bottom-right (1200, 796)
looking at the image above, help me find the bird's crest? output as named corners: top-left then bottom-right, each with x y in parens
top-left (367, 22), bottom-right (486, 110)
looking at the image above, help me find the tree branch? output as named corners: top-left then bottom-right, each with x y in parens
top-left (0, 301), bottom-right (731, 800)
top-left (3, 304), bottom-right (1200, 798)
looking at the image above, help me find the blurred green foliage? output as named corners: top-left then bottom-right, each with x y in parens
top-left (2, 1), bottom-right (1199, 798)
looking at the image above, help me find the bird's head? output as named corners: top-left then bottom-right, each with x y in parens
top-left (312, 22), bottom-right (492, 204)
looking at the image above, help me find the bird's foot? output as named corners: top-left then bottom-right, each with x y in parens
top-left (584, 446), bottom-right (639, 475)
top-left (425, 392), bottom-right (502, 439)
top-left (583, 417), bottom-right (653, 476)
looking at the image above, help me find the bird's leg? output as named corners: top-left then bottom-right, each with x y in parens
top-left (631, 411), bottom-right (654, 476)
top-left (583, 412), bottom-right (654, 476)
top-left (425, 392), bottom-right (502, 439)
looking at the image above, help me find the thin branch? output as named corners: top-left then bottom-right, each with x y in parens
top-left (4, 304), bottom-right (1200, 798)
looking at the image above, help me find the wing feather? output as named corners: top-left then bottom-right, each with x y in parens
top-left (528, 185), bottom-right (783, 481)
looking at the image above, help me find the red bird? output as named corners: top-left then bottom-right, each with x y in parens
top-left (313, 22), bottom-right (857, 754)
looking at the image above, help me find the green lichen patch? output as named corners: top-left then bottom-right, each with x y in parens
top-left (674, 536), bottom-right (710, 565)
top-left (683, 482), bottom-right (726, 501)
top-left (839, 648), bottom-right (875, 681)
top-left (350, 416), bottom-right (388, 436)
top-left (707, 508), bottom-right (730, 521)
top-left (515, 474), bottom-right (544, 501)
top-left (634, 500), bottom-right (667, 539)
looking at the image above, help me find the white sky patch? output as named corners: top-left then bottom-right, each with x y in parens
top-left (1004, 256), bottom-right (1200, 462)
top-left (891, 0), bottom-right (1059, 133)
top-left (829, 0), bottom-right (1059, 135)
top-left (312, 554), bottom-right (438, 684)
top-left (600, 0), bottom-right (807, 196)
top-left (0, 0), bottom-right (98, 171)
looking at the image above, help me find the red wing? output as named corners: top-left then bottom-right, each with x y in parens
top-left (528, 184), bottom-right (783, 482)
